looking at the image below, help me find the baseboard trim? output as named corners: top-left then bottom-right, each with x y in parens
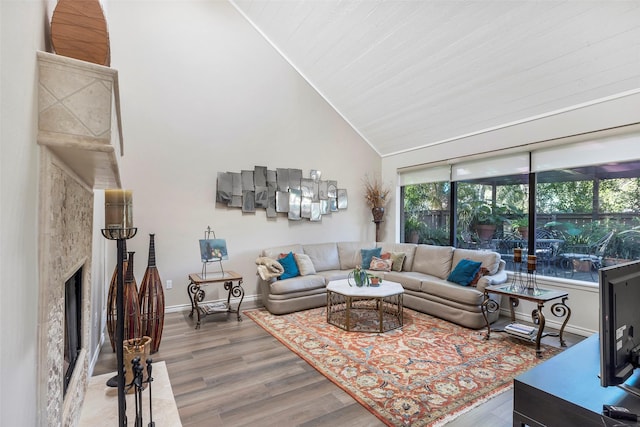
top-left (165, 293), bottom-right (261, 313)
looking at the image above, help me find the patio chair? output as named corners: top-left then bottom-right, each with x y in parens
top-left (496, 232), bottom-right (521, 271)
top-left (534, 229), bottom-right (564, 276)
top-left (560, 230), bottom-right (615, 279)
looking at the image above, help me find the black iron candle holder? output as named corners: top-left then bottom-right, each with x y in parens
top-left (102, 227), bottom-right (137, 427)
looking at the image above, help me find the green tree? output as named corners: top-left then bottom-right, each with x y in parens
top-left (537, 181), bottom-right (593, 213)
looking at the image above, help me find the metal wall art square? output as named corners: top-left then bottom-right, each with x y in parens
top-left (216, 167), bottom-right (347, 221)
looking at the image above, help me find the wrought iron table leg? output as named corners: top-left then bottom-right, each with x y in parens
top-left (551, 297), bottom-right (571, 347)
top-left (346, 296), bottom-right (352, 331)
top-left (532, 302), bottom-right (546, 358)
top-left (481, 291), bottom-right (500, 340)
top-left (509, 296), bottom-right (519, 322)
top-left (224, 279), bottom-right (245, 321)
top-left (187, 281), bottom-right (196, 318)
top-left (187, 282), bottom-right (204, 329)
top-left (378, 297), bottom-right (384, 333)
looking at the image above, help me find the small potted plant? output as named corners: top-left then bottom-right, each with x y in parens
top-left (404, 216), bottom-right (421, 243)
top-left (370, 275), bottom-right (383, 286)
top-left (348, 266), bottom-right (383, 287)
top-left (473, 203), bottom-right (503, 241)
top-left (512, 217), bottom-right (529, 240)
top-left (348, 266), bottom-right (370, 287)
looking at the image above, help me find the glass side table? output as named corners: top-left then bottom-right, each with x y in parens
top-left (482, 284), bottom-right (571, 357)
top-left (187, 271), bottom-right (244, 329)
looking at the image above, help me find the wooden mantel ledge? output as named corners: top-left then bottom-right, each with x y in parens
top-left (37, 51), bottom-right (124, 189)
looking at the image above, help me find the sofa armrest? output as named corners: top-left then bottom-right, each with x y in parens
top-left (476, 259), bottom-right (508, 292)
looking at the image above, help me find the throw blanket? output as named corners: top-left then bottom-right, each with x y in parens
top-left (255, 256), bottom-right (284, 281)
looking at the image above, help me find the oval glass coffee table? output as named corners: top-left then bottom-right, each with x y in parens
top-left (326, 279), bottom-right (404, 333)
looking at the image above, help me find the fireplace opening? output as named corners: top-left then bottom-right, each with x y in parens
top-left (63, 267), bottom-right (83, 395)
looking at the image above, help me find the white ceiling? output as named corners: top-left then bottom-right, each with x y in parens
top-left (231, 0), bottom-right (640, 157)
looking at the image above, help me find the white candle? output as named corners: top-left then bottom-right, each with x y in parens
top-left (105, 189), bottom-right (133, 229)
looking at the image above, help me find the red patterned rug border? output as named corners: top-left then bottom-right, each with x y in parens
top-left (245, 307), bottom-right (560, 426)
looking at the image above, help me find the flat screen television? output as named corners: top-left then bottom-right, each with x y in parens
top-left (600, 260), bottom-right (640, 394)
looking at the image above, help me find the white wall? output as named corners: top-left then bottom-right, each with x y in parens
top-left (0, 0), bottom-right (47, 424)
top-left (106, 1), bottom-right (381, 308)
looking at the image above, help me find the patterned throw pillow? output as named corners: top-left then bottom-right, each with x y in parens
top-left (294, 253), bottom-right (316, 276)
top-left (381, 252), bottom-right (406, 272)
top-left (470, 266), bottom-right (490, 287)
top-left (369, 256), bottom-right (393, 272)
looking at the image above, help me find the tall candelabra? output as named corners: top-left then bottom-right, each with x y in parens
top-left (102, 227), bottom-right (137, 426)
top-left (509, 247), bottom-right (540, 295)
top-left (103, 189), bottom-right (136, 427)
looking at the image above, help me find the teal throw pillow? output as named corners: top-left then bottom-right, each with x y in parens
top-left (447, 258), bottom-right (483, 286)
top-left (361, 247), bottom-right (382, 269)
top-left (278, 252), bottom-right (300, 280)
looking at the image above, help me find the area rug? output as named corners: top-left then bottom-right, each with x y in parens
top-left (245, 307), bottom-right (562, 427)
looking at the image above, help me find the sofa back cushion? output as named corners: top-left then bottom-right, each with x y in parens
top-left (262, 244), bottom-right (304, 259)
top-left (337, 241), bottom-right (377, 270)
top-left (303, 242), bottom-right (340, 271)
top-left (452, 248), bottom-right (501, 275)
top-left (412, 245), bottom-right (455, 279)
top-left (378, 243), bottom-right (418, 271)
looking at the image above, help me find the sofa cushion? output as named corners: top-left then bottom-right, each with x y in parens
top-left (412, 245), bottom-right (455, 280)
top-left (447, 258), bottom-right (482, 286)
top-left (278, 252), bottom-right (300, 280)
top-left (383, 271), bottom-right (425, 292)
top-left (360, 247), bottom-right (382, 268)
top-left (419, 279), bottom-right (486, 306)
top-left (303, 242), bottom-right (340, 271)
top-left (294, 253), bottom-right (316, 276)
top-left (269, 275), bottom-right (326, 295)
top-left (262, 244), bottom-right (304, 260)
top-left (452, 248), bottom-right (501, 275)
top-left (317, 270), bottom-right (349, 282)
top-left (378, 243), bottom-right (417, 271)
top-left (337, 241), bottom-right (376, 270)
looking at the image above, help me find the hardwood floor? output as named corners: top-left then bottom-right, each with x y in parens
top-left (93, 309), bottom-right (584, 427)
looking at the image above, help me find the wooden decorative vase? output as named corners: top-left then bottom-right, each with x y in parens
top-left (106, 248), bottom-right (128, 352)
top-left (139, 234), bottom-right (165, 353)
top-left (50, 0), bottom-right (111, 66)
top-left (123, 251), bottom-right (142, 341)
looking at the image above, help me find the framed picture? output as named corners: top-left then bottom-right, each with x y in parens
top-left (199, 239), bottom-right (228, 262)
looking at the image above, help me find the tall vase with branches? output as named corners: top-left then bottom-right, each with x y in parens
top-left (364, 174), bottom-right (391, 241)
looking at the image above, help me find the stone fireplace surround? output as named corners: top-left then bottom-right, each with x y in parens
top-left (36, 51), bottom-right (122, 426)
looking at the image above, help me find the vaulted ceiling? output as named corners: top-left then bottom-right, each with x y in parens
top-left (231, 1), bottom-right (640, 157)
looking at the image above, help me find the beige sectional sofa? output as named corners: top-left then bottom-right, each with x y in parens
top-left (258, 241), bottom-right (508, 329)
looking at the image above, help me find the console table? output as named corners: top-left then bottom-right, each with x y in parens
top-left (187, 271), bottom-right (244, 329)
top-left (514, 333), bottom-right (640, 426)
top-left (482, 284), bottom-right (571, 357)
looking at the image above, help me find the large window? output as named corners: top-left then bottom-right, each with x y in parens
top-left (400, 140), bottom-right (640, 283)
top-left (536, 163), bottom-right (640, 281)
top-left (455, 177), bottom-right (528, 250)
top-left (402, 181), bottom-right (450, 245)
